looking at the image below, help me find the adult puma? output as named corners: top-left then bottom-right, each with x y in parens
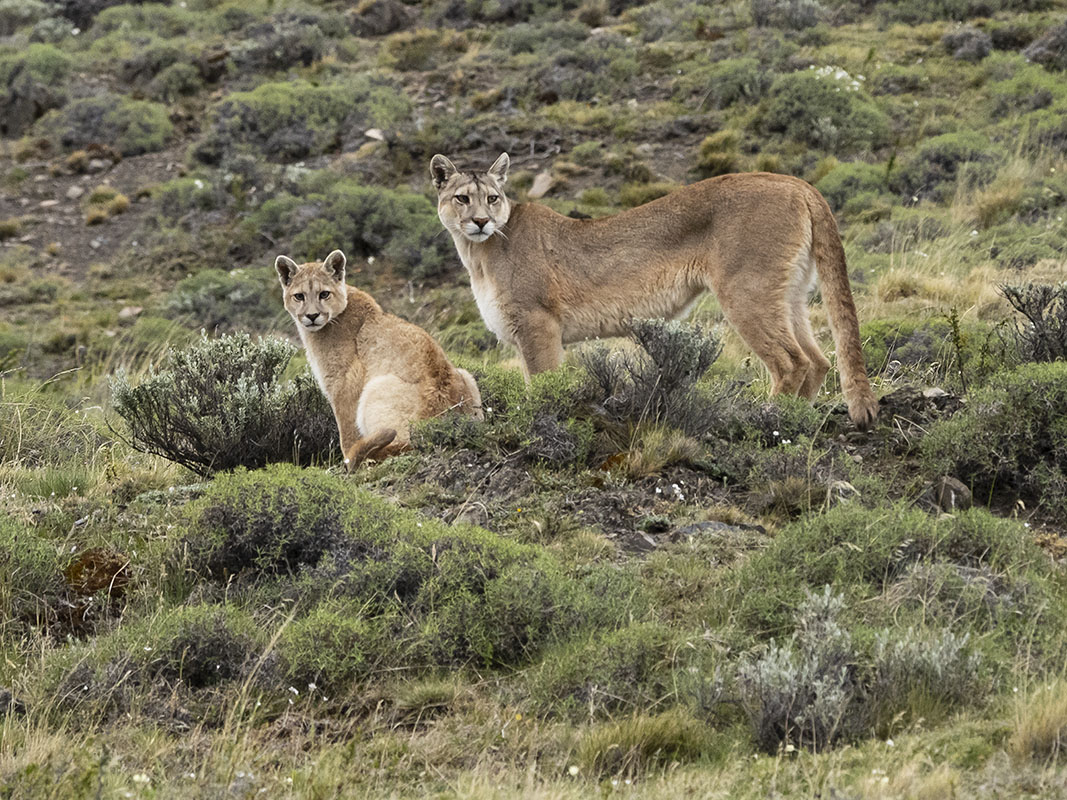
top-left (430, 153), bottom-right (878, 428)
top-left (276, 249), bottom-right (482, 469)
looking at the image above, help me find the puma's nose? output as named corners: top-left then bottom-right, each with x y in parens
top-left (306, 312), bottom-right (320, 323)
top-left (472, 217), bottom-right (489, 229)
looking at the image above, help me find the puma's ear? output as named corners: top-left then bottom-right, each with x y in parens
top-left (488, 152), bottom-right (510, 184)
top-left (430, 154), bottom-right (458, 190)
top-left (323, 249), bottom-right (346, 281)
top-left (275, 255), bottom-right (298, 286)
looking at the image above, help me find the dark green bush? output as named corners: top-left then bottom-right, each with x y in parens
top-left (760, 69), bottom-right (889, 154)
top-left (750, 0), bottom-right (824, 30)
top-left (230, 14), bottom-right (330, 72)
top-left (0, 43), bottom-right (73, 136)
top-left (815, 161), bottom-right (889, 212)
top-left (492, 20), bottom-right (588, 55)
top-left (164, 268), bottom-right (284, 333)
top-left (0, 0), bottom-right (49, 35)
top-left (879, 0), bottom-right (1051, 25)
top-left (193, 77), bottom-right (410, 164)
top-left (111, 333), bottom-right (337, 476)
top-left (38, 93), bottom-right (174, 156)
top-left (921, 362), bottom-right (1067, 516)
top-left (279, 601), bottom-right (383, 689)
top-left (892, 131), bottom-right (1001, 202)
top-left (252, 175), bottom-right (451, 279)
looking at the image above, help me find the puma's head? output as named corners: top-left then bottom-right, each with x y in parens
top-left (275, 249), bottom-right (348, 332)
top-left (430, 152), bottom-right (511, 244)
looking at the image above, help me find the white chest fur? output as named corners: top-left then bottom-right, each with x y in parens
top-left (470, 276), bottom-right (511, 343)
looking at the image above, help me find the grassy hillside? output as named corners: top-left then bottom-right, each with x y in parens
top-left (2, 0), bottom-right (1067, 796)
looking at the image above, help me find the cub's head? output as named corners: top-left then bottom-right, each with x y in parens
top-left (430, 152), bottom-right (511, 243)
top-left (275, 249), bottom-right (348, 332)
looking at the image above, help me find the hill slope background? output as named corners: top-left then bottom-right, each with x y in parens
top-left (2, 0), bottom-right (1067, 796)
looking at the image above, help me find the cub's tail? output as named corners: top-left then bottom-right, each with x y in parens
top-left (344, 428), bottom-right (398, 472)
top-left (806, 192), bottom-right (878, 429)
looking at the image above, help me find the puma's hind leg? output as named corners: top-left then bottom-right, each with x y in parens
top-left (719, 293), bottom-right (813, 397)
top-left (788, 274), bottom-right (832, 400)
top-left (349, 374), bottom-right (421, 469)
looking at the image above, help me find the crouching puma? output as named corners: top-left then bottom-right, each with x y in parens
top-left (276, 249), bottom-right (483, 469)
top-left (430, 153), bottom-right (878, 428)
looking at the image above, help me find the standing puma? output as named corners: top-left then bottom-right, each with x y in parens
top-left (276, 249), bottom-right (482, 469)
top-left (430, 153), bottom-right (878, 428)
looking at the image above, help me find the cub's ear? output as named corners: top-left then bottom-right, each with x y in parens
top-left (275, 255), bottom-right (299, 286)
top-left (488, 152), bottom-right (510, 184)
top-left (430, 154), bottom-right (458, 190)
top-left (323, 249), bottom-right (346, 281)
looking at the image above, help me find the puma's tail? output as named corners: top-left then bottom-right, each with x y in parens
top-left (344, 428), bottom-right (398, 471)
top-left (806, 192), bottom-right (878, 429)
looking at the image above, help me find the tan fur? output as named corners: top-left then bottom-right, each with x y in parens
top-left (430, 153), bottom-right (878, 428)
top-left (276, 249), bottom-right (483, 469)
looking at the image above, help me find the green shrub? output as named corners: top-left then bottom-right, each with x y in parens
top-left (230, 14), bottom-right (329, 72)
top-left (696, 130), bottom-right (740, 178)
top-left (676, 57), bottom-right (773, 109)
top-left (38, 93), bottom-right (174, 156)
top-left (91, 2), bottom-right (198, 37)
top-left (0, 381), bottom-right (105, 467)
top-left (733, 504), bottom-right (1038, 636)
top-left (152, 175), bottom-right (229, 217)
top-left (921, 362), bottom-right (1067, 517)
top-left (194, 77), bottom-right (410, 164)
top-left (164, 268), bottom-right (283, 333)
top-left (619, 181), bottom-right (678, 207)
top-left (858, 315), bottom-right (1001, 386)
top-left (254, 175), bottom-right (452, 279)
top-left (0, 43), bottom-right (72, 136)
top-left (750, 0), bottom-right (823, 30)
top-left (892, 131), bottom-right (1001, 202)
top-left (0, 0), bottom-right (49, 35)
top-left (760, 69), bottom-right (889, 154)
top-left (149, 61), bottom-right (203, 102)
top-left (111, 332), bottom-right (337, 476)
top-left (381, 28), bottom-right (467, 71)
top-left (181, 465), bottom-right (644, 668)
top-left (815, 161), bottom-right (888, 213)
top-left (279, 601), bottom-right (381, 689)
top-left (879, 0), bottom-right (1051, 25)
top-left (492, 20), bottom-right (588, 55)
top-left (415, 364), bottom-right (594, 466)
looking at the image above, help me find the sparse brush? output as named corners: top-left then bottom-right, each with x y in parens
top-left (0, 218), bottom-right (21, 240)
top-left (999, 283), bottom-right (1067, 364)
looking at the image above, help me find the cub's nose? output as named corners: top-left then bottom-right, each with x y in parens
top-left (306, 312), bottom-right (320, 323)
top-left (472, 217), bottom-right (489, 229)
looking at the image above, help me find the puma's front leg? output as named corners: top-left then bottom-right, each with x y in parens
top-left (328, 385), bottom-right (363, 467)
top-left (514, 310), bottom-right (564, 381)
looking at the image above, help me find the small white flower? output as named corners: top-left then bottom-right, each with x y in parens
top-left (132, 773), bottom-right (150, 785)
top-left (288, 686), bottom-right (299, 695)
top-left (772, 430), bottom-right (779, 437)
top-left (886, 738), bottom-right (895, 747)
top-left (308, 683), bottom-right (317, 691)
top-left (568, 765), bottom-right (579, 776)
top-left (971, 230), bottom-right (979, 236)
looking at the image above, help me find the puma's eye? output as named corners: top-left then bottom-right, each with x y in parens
top-left (293, 293), bottom-right (305, 302)
top-left (455, 194), bottom-right (470, 204)
top-left (487, 195), bottom-right (499, 204)
top-left (319, 290), bottom-right (331, 300)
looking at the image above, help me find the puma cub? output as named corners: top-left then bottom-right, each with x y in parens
top-left (276, 249), bottom-right (482, 469)
top-left (431, 153), bottom-right (878, 428)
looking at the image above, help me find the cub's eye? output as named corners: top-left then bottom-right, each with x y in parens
top-left (319, 290), bottom-right (331, 300)
top-left (454, 194), bottom-right (470, 204)
top-left (487, 195), bottom-right (499, 204)
top-left (293, 293), bottom-right (305, 302)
